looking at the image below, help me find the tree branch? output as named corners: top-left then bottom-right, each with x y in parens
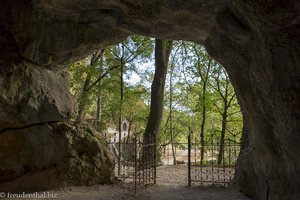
top-left (86, 65), bottom-right (119, 91)
top-left (213, 101), bottom-right (223, 116)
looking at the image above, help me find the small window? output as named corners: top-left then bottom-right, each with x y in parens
top-left (123, 122), bottom-right (127, 131)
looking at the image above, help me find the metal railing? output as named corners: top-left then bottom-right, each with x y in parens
top-left (188, 134), bottom-right (240, 187)
top-left (158, 133), bottom-right (240, 187)
top-left (105, 131), bottom-right (156, 194)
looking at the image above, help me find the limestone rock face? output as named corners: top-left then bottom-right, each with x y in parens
top-left (0, 123), bottom-right (113, 191)
top-left (204, 2), bottom-right (300, 199)
top-left (0, 62), bottom-right (74, 130)
top-left (0, 0), bottom-right (300, 199)
top-left (0, 0), bottom-right (226, 68)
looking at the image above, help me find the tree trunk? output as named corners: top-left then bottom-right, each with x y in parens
top-left (169, 58), bottom-right (176, 165)
top-left (200, 83), bottom-right (206, 165)
top-left (96, 94), bottom-right (102, 121)
top-left (75, 50), bottom-right (105, 125)
top-left (96, 57), bottom-right (104, 124)
top-left (211, 67), bottom-right (232, 166)
top-left (118, 51), bottom-right (124, 176)
top-left (143, 39), bottom-right (172, 143)
top-left (217, 107), bottom-right (227, 165)
top-left (76, 73), bottom-right (92, 124)
top-left (199, 60), bottom-right (211, 165)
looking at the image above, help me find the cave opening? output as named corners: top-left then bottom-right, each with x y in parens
top-left (0, 1), bottom-right (300, 199)
top-left (67, 36), bottom-right (243, 193)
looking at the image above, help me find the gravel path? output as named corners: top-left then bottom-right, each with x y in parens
top-left (42, 183), bottom-right (251, 200)
top-left (7, 165), bottom-right (250, 200)
top-left (157, 165), bottom-right (188, 186)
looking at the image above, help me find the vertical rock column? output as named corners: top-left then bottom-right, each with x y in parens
top-left (205, 6), bottom-right (300, 200)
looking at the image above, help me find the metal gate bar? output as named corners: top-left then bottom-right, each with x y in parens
top-left (188, 133), bottom-right (240, 187)
top-left (105, 131), bottom-right (156, 194)
top-left (135, 135), bottom-right (156, 193)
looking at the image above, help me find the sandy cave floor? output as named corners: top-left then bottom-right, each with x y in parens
top-left (19, 165), bottom-right (251, 200)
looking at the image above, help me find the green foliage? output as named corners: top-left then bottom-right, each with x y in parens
top-left (68, 36), bottom-right (153, 129)
top-left (158, 41), bottom-right (242, 158)
top-left (68, 36), bottom-right (242, 158)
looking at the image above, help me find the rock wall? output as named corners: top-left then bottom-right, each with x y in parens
top-left (0, 62), bottom-right (73, 131)
top-left (205, 2), bottom-right (300, 199)
top-left (0, 0), bottom-right (300, 199)
top-left (0, 122), bottom-right (113, 191)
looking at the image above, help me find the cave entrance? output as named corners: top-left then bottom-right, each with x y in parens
top-left (68, 36), bottom-right (243, 192)
top-left (1, 1), bottom-right (299, 199)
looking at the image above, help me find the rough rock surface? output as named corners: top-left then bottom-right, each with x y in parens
top-left (0, 122), bottom-right (113, 192)
top-left (204, 2), bottom-right (300, 199)
top-left (0, 62), bottom-right (74, 130)
top-left (0, 0), bottom-right (300, 199)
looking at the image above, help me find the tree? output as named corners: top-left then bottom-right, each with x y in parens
top-left (105, 36), bottom-right (153, 174)
top-left (68, 38), bottom-right (243, 168)
top-left (189, 44), bottom-right (213, 165)
top-left (73, 49), bottom-right (119, 124)
top-left (210, 63), bottom-right (238, 165)
top-left (144, 39), bottom-right (173, 143)
top-left (122, 85), bottom-right (149, 137)
top-left (156, 41), bottom-right (242, 166)
top-left (168, 45), bottom-right (177, 165)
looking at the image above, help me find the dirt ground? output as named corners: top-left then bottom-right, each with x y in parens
top-left (6, 165), bottom-right (250, 200)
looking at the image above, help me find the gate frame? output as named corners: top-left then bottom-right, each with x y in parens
top-left (134, 134), bottom-right (157, 194)
top-left (106, 131), bottom-right (157, 195)
top-left (187, 131), bottom-right (240, 187)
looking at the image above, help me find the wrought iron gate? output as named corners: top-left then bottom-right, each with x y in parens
top-left (106, 131), bottom-right (156, 194)
top-left (135, 135), bottom-right (156, 193)
top-left (188, 133), bottom-right (240, 187)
